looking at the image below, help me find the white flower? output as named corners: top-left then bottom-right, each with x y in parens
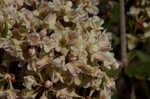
top-left (15, 0), bottom-right (23, 7)
top-left (28, 33), bottom-right (40, 46)
top-left (44, 80), bottom-right (53, 88)
top-left (146, 8), bottom-right (150, 18)
top-left (52, 71), bottom-right (64, 83)
top-left (128, 6), bottom-right (141, 16)
top-left (39, 29), bottom-right (47, 39)
top-left (44, 13), bottom-right (57, 30)
top-left (99, 87), bottom-right (112, 99)
top-left (35, 55), bottom-right (49, 69)
top-left (56, 88), bottom-right (81, 99)
top-left (66, 63), bottom-right (81, 77)
top-left (0, 0), bottom-right (119, 98)
top-left (23, 75), bottom-right (37, 90)
top-left (24, 0), bottom-right (35, 6)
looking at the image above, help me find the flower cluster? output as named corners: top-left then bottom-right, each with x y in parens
top-left (0, 0), bottom-right (119, 98)
top-left (127, 0), bottom-right (150, 50)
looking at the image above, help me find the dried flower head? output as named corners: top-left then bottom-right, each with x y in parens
top-left (0, 0), bottom-right (119, 98)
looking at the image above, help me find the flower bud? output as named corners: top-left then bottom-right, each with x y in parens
top-left (29, 47), bottom-right (36, 56)
top-left (39, 29), bottom-right (47, 39)
top-left (66, 1), bottom-right (73, 8)
top-left (44, 80), bottom-right (53, 88)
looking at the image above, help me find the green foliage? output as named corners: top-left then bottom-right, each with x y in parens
top-left (103, 6), bottom-right (120, 29)
top-left (106, 68), bottom-right (121, 79)
top-left (109, 7), bottom-right (120, 25)
top-left (128, 50), bottom-right (137, 61)
top-left (100, 77), bottom-right (105, 88)
top-left (100, 0), bottom-right (150, 98)
top-left (128, 50), bottom-right (150, 62)
top-left (2, 23), bottom-right (8, 38)
top-left (127, 16), bottom-right (136, 33)
top-left (114, 36), bottom-right (120, 46)
top-left (136, 51), bottom-right (150, 62)
top-left (111, 94), bottom-right (121, 99)
top-left (125, 61), bottom-right (150, 80)
top-left (126, 50), bottom-right (150, 80)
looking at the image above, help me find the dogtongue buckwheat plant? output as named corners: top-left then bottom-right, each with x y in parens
top-left (0, 0), bottom-right (119, 99)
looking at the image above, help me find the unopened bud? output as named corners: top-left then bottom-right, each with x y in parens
top-left (45, 80), bottom-right (53, 88)
top-left (39, 29), bottom-right (47, 38)
top-left (29, 47), bottom-right (36, 56)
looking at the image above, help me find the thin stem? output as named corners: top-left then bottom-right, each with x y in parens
top-left (120, 0), bottom-right (128, 67)
top-left (9, 80), bottom-right (13, 89)
top-left (38, 72), bottom-right (44, 82)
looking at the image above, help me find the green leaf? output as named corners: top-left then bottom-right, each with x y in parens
top-left (100, 77), bottom-right (105, 88)
top-left (136, 51), bottom-right (150, 62)
top-left (109, 7), bottom-right (120, 25)
top-left (112, 94), bottom-right (121, 99)
top-left (114, 37), bottom-right (120, 46)
top-left (125, 62), bottom-right (150, 80)
top-left (128, 50), bottom-right (137, 61)
top-left (129, 18), bottom-right (136, 32)
top-left (2, 23), bottom-right (8, 38)
top-left (106, 68), bottom-right (121, 78)
top-left (49, 91), bottom-right (55, 96)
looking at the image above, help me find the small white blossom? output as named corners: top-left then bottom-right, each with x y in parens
top-left (24, 75), bottom-right (37, 90)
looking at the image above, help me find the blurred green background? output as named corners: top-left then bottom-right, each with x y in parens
top-left (99, 0), bottom-right (150, 99)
